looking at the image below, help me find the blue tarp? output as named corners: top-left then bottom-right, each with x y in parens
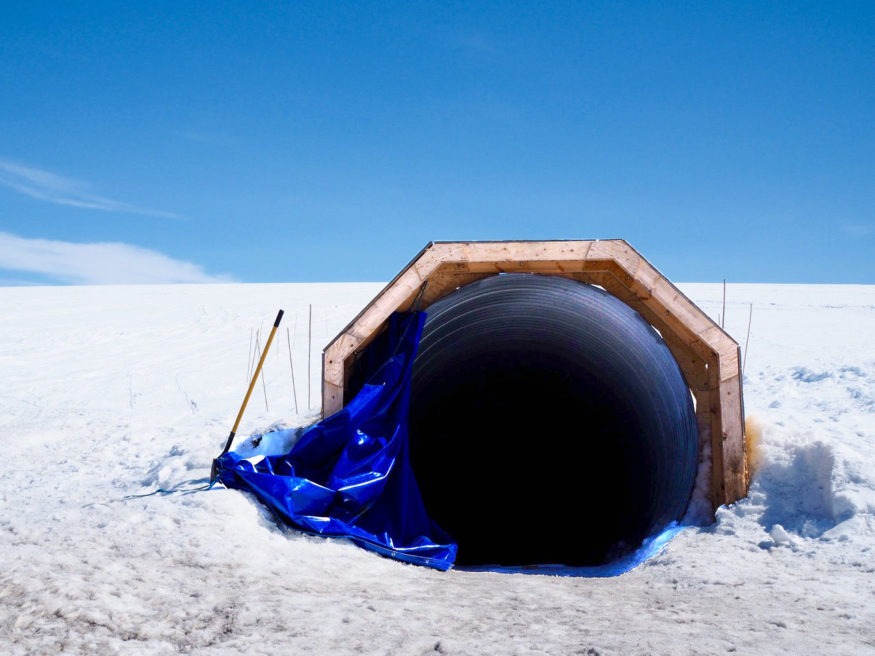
top-left (214, 312), bottom-right (458, 570)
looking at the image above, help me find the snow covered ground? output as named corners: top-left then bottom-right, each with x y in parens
top-left (0, 281), bottom-right (872, 655)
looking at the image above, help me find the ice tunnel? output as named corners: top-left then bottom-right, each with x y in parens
top-left (407, 274), bottom-right (698, 566)
top-left (321, 240), bottom-right (748, 568)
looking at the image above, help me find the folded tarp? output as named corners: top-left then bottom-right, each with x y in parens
top-left (214, 312), bottom-right (457, 570)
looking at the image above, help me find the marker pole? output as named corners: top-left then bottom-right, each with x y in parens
top-left (211, 309), bottom-right (284, 482)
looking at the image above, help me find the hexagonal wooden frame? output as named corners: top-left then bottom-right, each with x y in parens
top-left (322, 240), bottom-right (748, 510)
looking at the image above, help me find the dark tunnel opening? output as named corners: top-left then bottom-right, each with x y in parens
top-left (406, 274), bottom-right (699, 567)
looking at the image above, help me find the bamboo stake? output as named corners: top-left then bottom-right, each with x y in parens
top-left (248, 327), bottom-right (262, 387)
top-left (252, 328), bottom-right (269, 411)
top-left (212, 309), bottom-right (284, 482)
top-left (743, 302), bottom-right (753, 374)
top-left (287, 326), bottom-right (298, 413)
top-left (246, 328), bottom-right (254, 384)
top-left (307, 304), bottom-right (312, 410)
top-left (259, 332), bottom-right (269, 412)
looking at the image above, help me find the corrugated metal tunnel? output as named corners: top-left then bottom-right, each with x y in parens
top-left (323, 240), bottom-right (748, 568)
top-left (406, 274), bottom-right (699, 567)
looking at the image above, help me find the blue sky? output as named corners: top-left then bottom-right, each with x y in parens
top-left (1, 1), bottom-right (872, 285)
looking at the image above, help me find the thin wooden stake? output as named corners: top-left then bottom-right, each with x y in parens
top-left (248, 327), bottom-right (262, 387)
top-left (252, 330), bottom-right (269, 412)
top-left (743, 302), bottom-right (753, 375)
top-left (260, 336), bottom-right (269, 412)
top-left (246, 327), bottom-right (254, 384)
top-left (721, 279), bottom-right (727, 329)
top-left (307, 303), bottom-right (312, 410)
top-left (287, 326), bottom-right (298, 413)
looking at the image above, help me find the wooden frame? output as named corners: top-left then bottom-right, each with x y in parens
top-left (322, 240), bottom-right (748, 510)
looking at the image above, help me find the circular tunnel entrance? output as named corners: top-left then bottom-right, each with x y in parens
top-left (407, 274), bottom-right (699, 567)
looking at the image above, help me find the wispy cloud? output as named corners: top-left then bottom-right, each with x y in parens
top-left (180, 129), bottom-right (237, 147)
top-left (454, 31), bottom-right (499, 56)
top-left (0, 232), bottom-right (234, 285)
top-left (841, 223), bottom-right (874, 238)
top-left (0, 158), bottom-right (183, 219)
